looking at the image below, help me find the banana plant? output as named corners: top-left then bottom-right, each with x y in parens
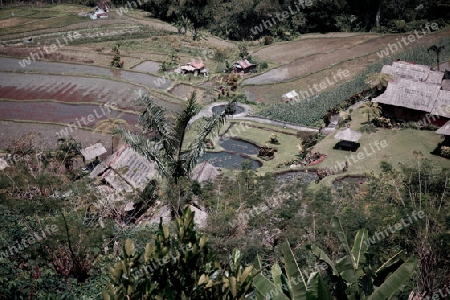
top-left (307, 217), bottom-right (418, 300)
top-left (252, 239), bottom-right (332, 300)
top-left (252, 217), bottom-right (418, 300)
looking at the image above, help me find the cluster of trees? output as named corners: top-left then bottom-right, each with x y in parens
top-left (2, 0), bottom-right (447, 39)
top-left (137, 0), bottom-right (448, 40)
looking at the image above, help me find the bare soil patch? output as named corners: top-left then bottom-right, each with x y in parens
top-left (252, 34), bottom-right (378, 64)
top-left (0, 18), bottom-right (25, 28)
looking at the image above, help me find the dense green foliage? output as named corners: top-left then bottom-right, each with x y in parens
top-left (103, 207), bottom-right (256, 299)
top-left (1, 144), bottom-right (449, 298)
top-left (136, 0), bottom-right (449, 40)
top-left (256, 37), bottom-right (450, 126)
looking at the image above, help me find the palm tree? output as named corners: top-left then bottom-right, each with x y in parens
top-left (359, 101), bottom-right (382, 124)
top-left (365, 72), bottom-right (392, 91)
top-left (117, 91), bottom-right (235, 211)
top-left (427, 45), bottom-right (445, 71)
top-left (55, 136), bottom-right (85, 172)
top-left (93, 110), bottom-right (129, 154)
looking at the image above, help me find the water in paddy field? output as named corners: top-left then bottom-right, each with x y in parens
top-left (219, 138), bottom-right (260, 155)
top-left (198, 152), bottom-right (262, 170)
top-left (212, 104), bottom-right (245, 115)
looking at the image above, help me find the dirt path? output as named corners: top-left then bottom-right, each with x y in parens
top-left (189, 102), bottom-right (319, 132)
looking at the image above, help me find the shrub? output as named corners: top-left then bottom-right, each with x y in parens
top-left (421, 124), bottom-right (439, 131)
top-left (213, 48), bottom-right (228, 62)
top-left (440, 146), bottom-right (450, 158)
top-left (373, 116), bottom-right (392, 128)
top-left (380, 161), bottom-right (393, 172)
top-left (190, 180), bottom-right (202, 195)
top-left (110, 43), bottom-right (122, 68)
top-left (263, 35), bottom-right (274, 45)
top-left (258, 61), bottom-right (268, 70)
top-left (269, 133), bottom-right (279, 144)
top-left (302, 133), bottom-right (324, 149)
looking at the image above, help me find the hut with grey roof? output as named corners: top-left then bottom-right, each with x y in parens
top-left (90, 145), bottom-right (156, 193)
top-left (190, 161), bottom-right (219, 185)
top-left (373, 61), bottom-right (448, 126)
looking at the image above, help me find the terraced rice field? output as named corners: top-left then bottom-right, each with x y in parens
top-left (0, 57), bottom-right (172, 90)
top-left (0, 101), bottom-right (138, 127)
top-left (0, 72), bottom-right (140, 109)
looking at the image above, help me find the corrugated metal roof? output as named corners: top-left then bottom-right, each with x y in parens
top-left (189, 60), bottom-right (205, 70)
top-left (236, 59), bottom-right (255, 69)
top-left (0, 158), bottom-right (8, 171)
top-left (282, 90), bottom-right (299, 99)
top-left (181, 65), bottom-right (196, 71)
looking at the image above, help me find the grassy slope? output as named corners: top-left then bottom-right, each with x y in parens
top-left (0, 5), bottom-right (89, 36)
top-left (308, 108), bottom-right (450, 190)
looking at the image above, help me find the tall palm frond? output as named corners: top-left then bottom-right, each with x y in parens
top-left (183, 110), bottom-right (229, 177)
top-left (173, 91), bottom-right (200, 160)
top-left (55, 136), bottom-right (84, 171)
top-left (117, 91), bottom-right (236, 186)
top-left (93, 110), bottom-right (129, 154)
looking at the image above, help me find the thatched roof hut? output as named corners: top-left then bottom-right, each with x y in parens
top-left (190, 161), bottom-right (219, 184)
top-left (373, 79), bottom-right (441, 112)
top-left (90, 145), bottom-right (156, 192)
top-left (334, 128), bottom-right (362, 142)
top-left (381, 61), bottom-right (444, 84)
top-left (429, 90), bottom-right (450, 118)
